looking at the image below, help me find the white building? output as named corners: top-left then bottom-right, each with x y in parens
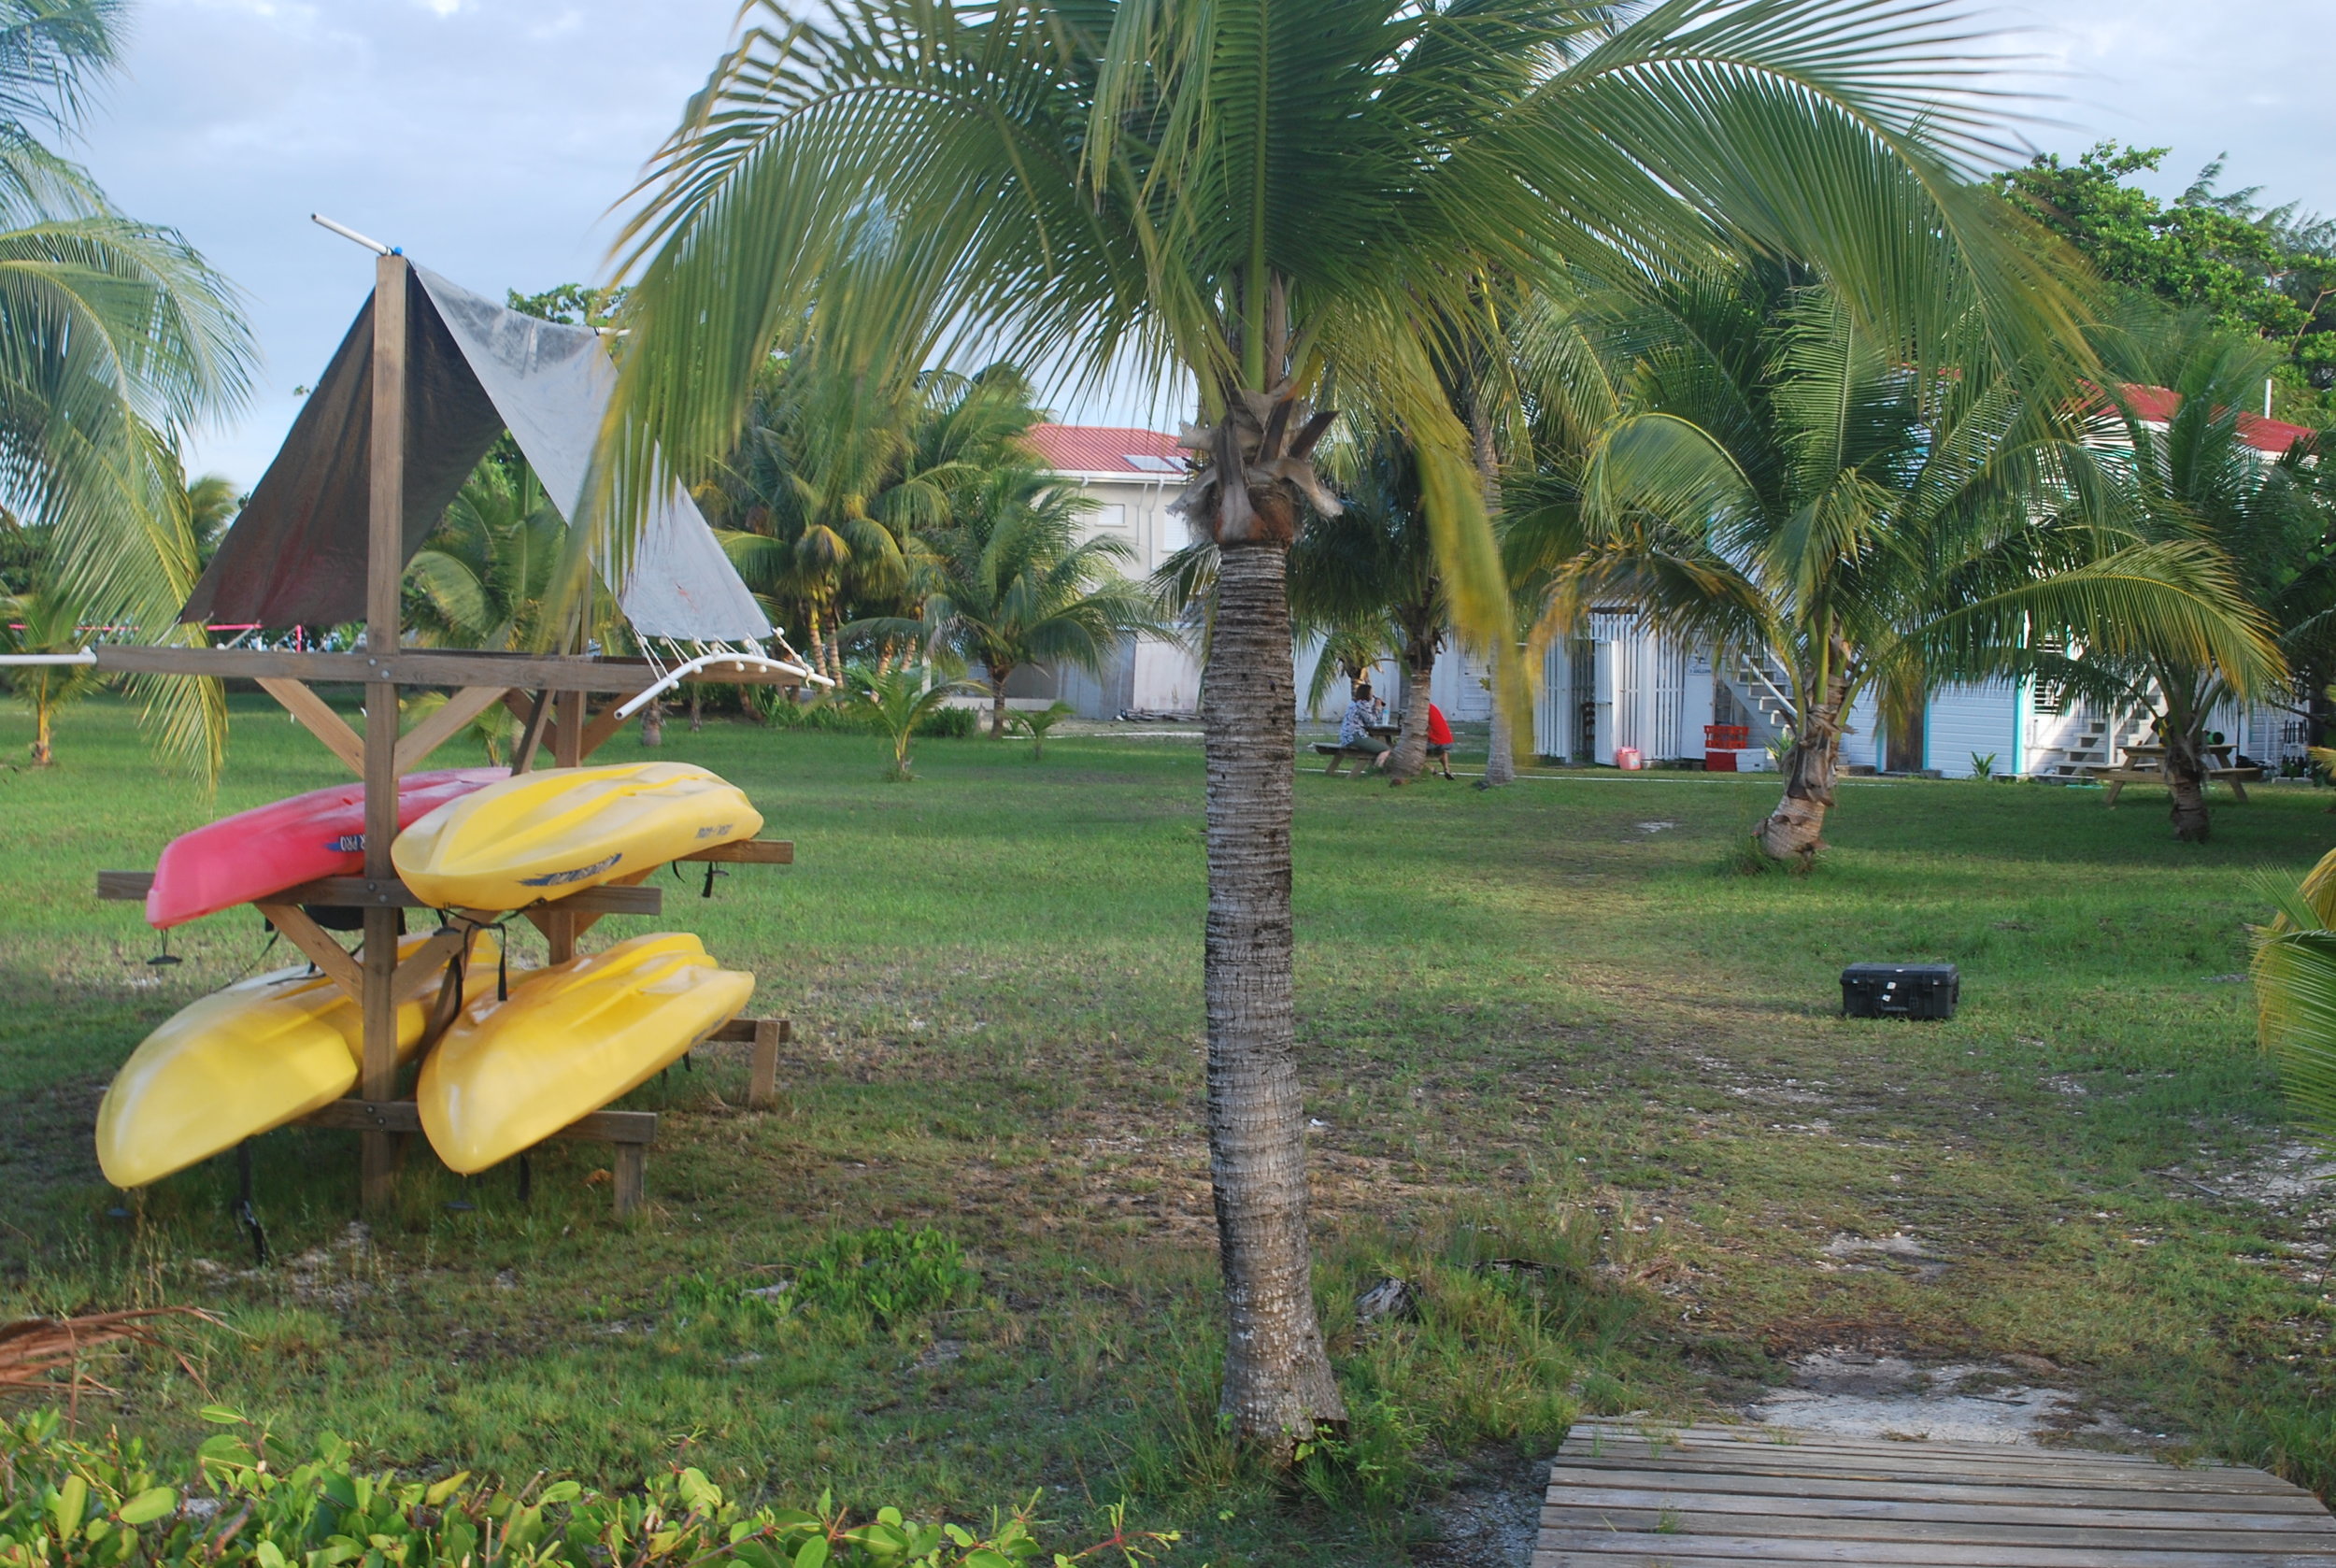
top-left (1529, 391), bottom-right (2319, 777)
top-left (1022, 423), bottom-right (1204, 717)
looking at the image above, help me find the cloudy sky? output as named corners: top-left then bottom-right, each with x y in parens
top-left (67, 0), bottom-right (2335, 489)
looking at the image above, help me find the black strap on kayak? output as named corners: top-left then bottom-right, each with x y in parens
top-left (672, 858), bottom-right (726, 899)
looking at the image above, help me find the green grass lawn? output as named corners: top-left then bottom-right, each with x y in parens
top-left (5, 693), bottom-right (2336, 1563)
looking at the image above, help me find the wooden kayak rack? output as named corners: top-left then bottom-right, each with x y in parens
top-left (293, 1016), bottom-right (792, 1219)
top-left (97, 845), bottom-right (796, 1219)
top-left (88, 252), bottom-right (811, 1217)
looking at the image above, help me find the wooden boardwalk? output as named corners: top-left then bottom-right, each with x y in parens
top-left (1535, 1420), bottom-right (2336, 1566)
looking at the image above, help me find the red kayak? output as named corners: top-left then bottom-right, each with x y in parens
top-left (147, 770), bottom-right (506, 928)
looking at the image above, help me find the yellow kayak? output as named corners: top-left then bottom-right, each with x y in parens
top-left (418, 932), bottom-right (754, 1174)
top-left (95, 934), bottom-right (478, 1190)
top-left (392, 763), bottom-right (762, 911)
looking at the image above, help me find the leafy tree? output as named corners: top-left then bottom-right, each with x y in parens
top-left (1999, 143), bottom-right (2336, 422)
top-left (506, 281), bottom-right (629, 329)
top-left (862, 456), bottom-right (1157, 735)
top-left (1507, 268), bottom-right (2276, 862)
top-left (606, 0), bottom-right (2091, 1453)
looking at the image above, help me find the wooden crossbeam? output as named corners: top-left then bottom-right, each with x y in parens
top-left (395, 686), bottom-right (515, 773)
top-left (94, 645), bottom-right (712, 694)
top-left (257, 677), bottom-right (366, 776)
top-left (301, 1098), bottom-right (656, 1145)
top-left (95, 871), bottom-right (663, 917)
top-left (390, 928), bottom-right (471, 1004)
top-left (683, 839), bottom-right (794, 864)
top-left (252, 902), bottom-right (363, 993)
top-left (574, 701), bottom-right (634, 762)
top-left (98, 848), bottom-right (789, 903)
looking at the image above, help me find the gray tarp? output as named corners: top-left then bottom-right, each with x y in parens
top-left (182, 265), bottom-right (770, 643)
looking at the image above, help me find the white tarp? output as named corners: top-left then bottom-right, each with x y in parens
top-left (415, 267), bottom-right (771, 643)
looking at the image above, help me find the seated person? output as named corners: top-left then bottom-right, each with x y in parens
top-left (1341, 682), bottom-right (1392, 771)
top-left (1424, 702), bottom-right (1457, 779)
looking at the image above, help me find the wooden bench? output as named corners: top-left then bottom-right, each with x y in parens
top-left (1313, 741), bottom-right (1382, 776)
top-left (2095, 764), bottom-right (2262, 805)
top-left (296, 1015), bottom-right (790, 1218)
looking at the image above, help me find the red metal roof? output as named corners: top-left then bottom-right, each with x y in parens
top-left (1023, 422), bottom-right (1187, 475)
top-left (2115, 383), bottom-right (2318, 456)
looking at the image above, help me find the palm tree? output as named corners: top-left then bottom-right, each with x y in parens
top-left (712, 358), bottom-right (1046, 682)
top-left (2251, 848), bottom-right (2336, 1140)
top-left (605, 0), bottom-right (2095, 1452)
top-left (402, 458), bottom-right (620, 762)
top-left (2051, 317), bottom-right (2336, 842)
top-left (1289, 434), bottom-right (1448, 780)
top-left (855, 662), bottom-right (966, 779)
top-left (404, 459), bottom-right (573, 652)
top-left (0, 4), bottom-right (251, 777)
top-left (183, 469), bottom-right (239, 565)
top-left (0, 579), bottom-right (96, 763)
top-left (1509, 268), bottom-right (2277, 863)
top-left (862, 457), bottom-right (1159, 735)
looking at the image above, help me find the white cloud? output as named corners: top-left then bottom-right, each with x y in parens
top-left (76, 0), bottom-right (737, 483)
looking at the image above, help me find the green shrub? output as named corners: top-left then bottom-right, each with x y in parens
top-left (916, 705), bottom-right (977, 740)
top-left (749, 690), bottom-right (870, 733)
top-left (0, 1405), bottom-right (1147, 1568)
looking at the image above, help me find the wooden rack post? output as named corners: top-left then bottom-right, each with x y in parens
top-left (359, 250), bottom-right (409, 1211)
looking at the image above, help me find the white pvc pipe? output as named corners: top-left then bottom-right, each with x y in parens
top-left (612, 651), bottom-right (827, 720)
top-left (0, 650), bottom-right (97, 666)
top-left (311, 213), bottom-right (392, 255)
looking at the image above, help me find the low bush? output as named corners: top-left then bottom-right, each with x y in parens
top-left (0, 1407), bottom-right (1175, 1568)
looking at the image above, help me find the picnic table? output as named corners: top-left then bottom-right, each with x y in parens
top-left (2091, 741), bottom-right (2260, 805)
top-left (1312, 723), bottom-right (1402, 775)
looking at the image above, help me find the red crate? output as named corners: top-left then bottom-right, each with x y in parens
top-left (1703, 724), bottom-right (1750, 750)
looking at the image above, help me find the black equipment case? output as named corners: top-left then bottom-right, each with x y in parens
top-left (1841, 962), bottom-right (1959, 1020)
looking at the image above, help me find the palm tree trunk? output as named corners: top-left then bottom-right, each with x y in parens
top-left (1387, 624), bottom-right (1436, 781)
top-left (1482, 674), bottom-right (1515, 786)
top-left (31, 691), bottom-right (53, 765)
top-left (990, 669), bottom-right (1011, 738)
top-left (640, 699), bottom-right (664, 748)
top-left (1469, 400), bottom-right (1514, 788)
top-left (1758, 664), bottom-right (1848, 863)
top-left (1203, 539), bottom-right (1346, 1454)
top-left (2165, 720), bottom-right (2213, 844)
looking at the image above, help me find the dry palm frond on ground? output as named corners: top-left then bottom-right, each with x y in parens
top-left (0, 1308), bottom-right (215, 1398)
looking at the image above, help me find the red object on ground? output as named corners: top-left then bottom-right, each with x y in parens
top-left (146, 769), bottom-right (506, 929)
top-left (1705, 750), bottom-right (1740, 773)
top-left (1704, 723), bottom-right (1750, 749)
top-left (1426, 704), bottom-right (1454, 747)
